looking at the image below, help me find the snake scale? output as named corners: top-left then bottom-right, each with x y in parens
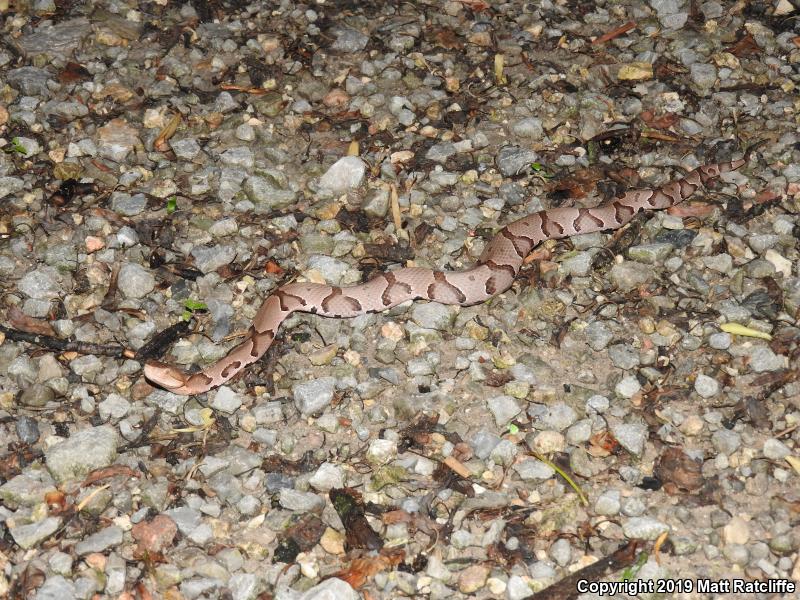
top-left (144, 158), bottom-right (745, 395)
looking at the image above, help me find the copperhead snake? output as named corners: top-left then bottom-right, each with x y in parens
top-left (144, 159), bottom-right (745, 395)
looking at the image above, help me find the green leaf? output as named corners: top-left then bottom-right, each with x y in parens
top-left (4, 138), bottom-right (27, 155)
top-left (184, 299), bottom-right (208, 312)
top-left (166, 196), bottom-right (177, 214)
top-left (507, 423), bottom-right (519, 435)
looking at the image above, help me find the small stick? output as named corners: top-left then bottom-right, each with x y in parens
top-left (592, 21), bottom-right (636, 45)
top-left (0, 325), bottom-right (134, 358)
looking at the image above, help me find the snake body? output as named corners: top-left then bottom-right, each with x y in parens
top-left (144, 159), bottom-right (745, 395)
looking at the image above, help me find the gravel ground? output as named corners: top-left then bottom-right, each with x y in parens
top-left (1, 1), bottom-right (799, 599)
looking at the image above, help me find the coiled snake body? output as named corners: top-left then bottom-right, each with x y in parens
top-left (144, 159), bottom-right (745, 395)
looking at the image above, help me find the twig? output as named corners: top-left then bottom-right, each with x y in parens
top-left (529, 541), bottom-right (642, 600)
top-left (592, 21), bottom-right (636, 45)
top-left (0, 325), bottom-right (134, 358)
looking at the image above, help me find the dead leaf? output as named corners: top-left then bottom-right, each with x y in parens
top-left (654, 447), bottom-right (705, 494)
top-left (330, 548), bottom-right (405, 590)
top-left (7, 306), bottom-right (56, 336)
top-left (82, 464), bottom-right (141, 486)
top-left (154, 113), bottom-right (181, 152)
top-left (726, 32), bottom-right (761, 58)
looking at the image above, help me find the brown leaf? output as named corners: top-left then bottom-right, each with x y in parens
top-left (330, 488), bottom-right (384, 551)
top-left (640, 111), bottom-right (679, 130)
top-left (273, 514), bottom-right (327, 563)
top-left (331, 548), bottom-right (405, 590)
top-left (7, 306), bottom-right (56, 336)
top-left (58, 62), bottom-right (92, 83)
top-left (82, 464), bottom-right (141, 486)
top-left (587, 430), bottom-right (620, 457)
top-left (726, 32), bottom-right (761, 58)
top-left (432, 28), bottom-right (462, 50)
top-left (654, 447), bottom-right (705, 494)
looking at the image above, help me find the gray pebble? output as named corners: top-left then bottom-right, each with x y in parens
top-left (608, 344), bottom-right (640, 370)
top-left (318, 156), bottom-right (366, 192)
top-left (471, 429), bottom-right (501, 459)
top-left (622, 517), bottom-right (669, 540)
top-left (9, 516), bottom-right (61, 549)
top-left (75, 524), bottom-right (123, 555)
top-left (110, 192), bottom-right (147, 216)
top-left (694, 374), bottom-right (720, 398)
top-left (210, 386), bottom-right (243, 414)
top-left (191, 245), bottom-right (236, 274)
top-left (763, 438), bottom-right (791, 461)
top-left (584, 321), bottom-right (613, 351)
top-left (279, 488), bottom-right (325, 512)
top-left (32, 575), bottom-right (75, 600)
top-left (747, 346), bottom-right (785, 372)
top-left (514, 458), bottom-right (554, 481)
top-left (511, 117), bottom-right (543, 138)
top-left (487, 395), bottom-right (522, 427)
top-left (496, 146), bottom-right (539, 177)
top-left (293, 377), bottom-right (336, 415)
top-left (708, 332), bottom-right (731, 349)
top-left (711, 429), bottom-right (741, 455)
top-left (118, 263), bottom-right (155, 299)
top-left (309, 462), bottom-right (344, 492)
top-left (549, 538), bottom-right (572, 567)
top-left (612, 422), bottom-right (647, 456)
top-left (15, 416), bottom-right (40, 444)
top-left (594, 490), bottom-right (621, 516)
top-left (19, 266), bottom-right (62, 299)
top-left (45, 426), bottom-right (118, 483)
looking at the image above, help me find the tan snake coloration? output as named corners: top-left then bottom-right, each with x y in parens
top-left (144, 159), bottom-right (745, 395)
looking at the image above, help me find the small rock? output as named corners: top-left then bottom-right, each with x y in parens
top-left (15, 416), bottom-right (40, 444)
top-left (228, 573), bottom-right (262, 600)
top-left (75, 525), bottom-right (123, 555)
top-left (511, 117), bottom-right (543, 138)
top-left (690, 63), bottom-right (718, 88)
top-left (612, 422), bottom-right (647, 456)
top-left (530, 431), bottom-right (565, 453)
top-left (19, 266), bottom-right (62, 299)
top-left (279, 488), bottom-right (325, 512)
top-left (33, 575), bottom-right (75, 600)
top-left (617, 62), bottom-right (653, 81)
top-left (747, 346), bottom-right (785, 372)
top-left (10, 517), bottom-right (61, 549)
top-left (549, 538), bottom-right (572, 567)
top-left (45, 426), bottom-right (118, 483)
top-left (763, 438), bottom-right (791, 460)
top-left (118, 263), bottom-right (155, 299)
top-left (367, 439), bottom-right (397, 464)
top-left (297, 578), bottom-right (359, 600)
top-left (318, 157), bottom-right (366, 193)
top-left (309, 462), bottom-right (344, 492)
top-left (694, 374), bottom-right (720, 398)
top-left (132, 515), bottom-right (178, 554)
top-left (487, 395), bottom-right (522, 427)
top-left (191, 245), bottom-right (236, 273)
top-left (623, 517), bottom-right (669, 540)
top-left (506, 575), bottom-right (533, 600)
top-left (610, 262), bottom-right (653, 291)
top-left (722, 516), bottom-right (750, 545)
top-left (584, 321), bottom-right (613, 351)
top-left (615, 375), bottom-right (641, 398)
top-left (608, 344), bottom-right (640, 370)
top-left (496, 146), bottom-right (538, 177)
top-left (711, 429), bottom-right (741, 455)
top-left (457, 564), bottom-right (489, 594)
top-left (471, 430), bottom-right (501, 459)
top-left (331, 27), bottom-right (369, 52)
top-left (210, 386), bottom-right (243, 414)
top-left (513, 458), bottom-right (554, 481)
top-left (708, 332), bottom-right (731, 349)
top-left (411, 302), bottom-right (453, 330)
top-left (293, 377), bottom-right (336, 415)
top-left (595, 490), bottom-right (621, 516)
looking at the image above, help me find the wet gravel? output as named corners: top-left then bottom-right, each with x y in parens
top-left (1, 1), bottom-right (800, 599)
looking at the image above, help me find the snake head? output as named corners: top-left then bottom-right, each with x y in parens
top-left (143, 361), bottom-right (189, 391)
